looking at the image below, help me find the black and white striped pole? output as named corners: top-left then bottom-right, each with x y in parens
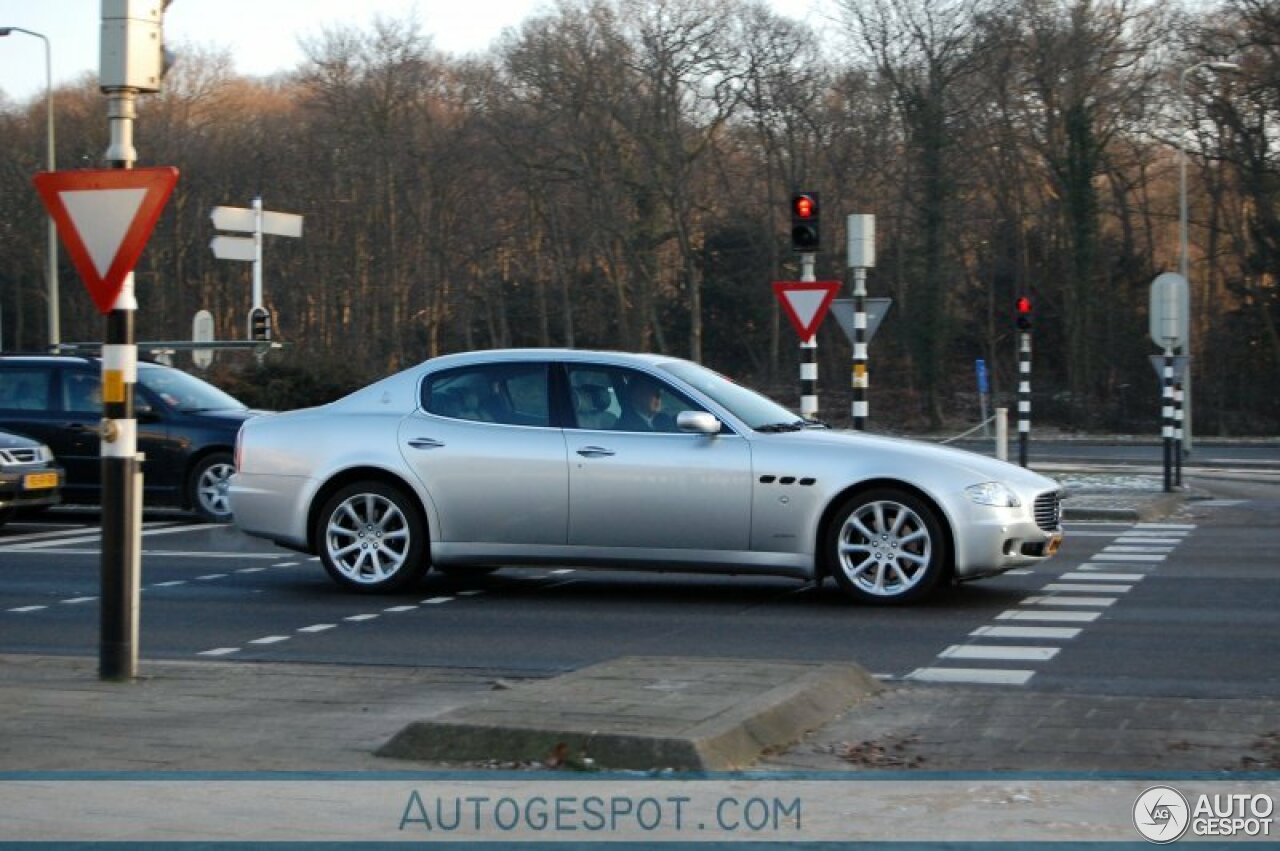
top-left (1149, 272), bottom-right (1189, 495)
top-left (847, 215), bottom-right (875, 431)
top-left (1174, 383), bottom-right (1184, 487)
top-left (799, 256), bottom-right (818, 418)
top-left (1162, 350), bottom-right (1175, 493)
top-left (1015, 296), bottom-right (1033, 467)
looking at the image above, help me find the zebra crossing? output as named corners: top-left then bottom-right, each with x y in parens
top-left (904, 522), bottom-right (1195, 686)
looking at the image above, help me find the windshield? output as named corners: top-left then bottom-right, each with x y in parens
top-left (658, 361), bottom-right (799, 430)
top-left (138, 365), bottom-right (247, 413)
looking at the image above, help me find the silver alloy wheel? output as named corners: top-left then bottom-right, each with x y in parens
top-left (835, 499), bottom-right (934, 598)
top-left (195, 458), bottom-right (235, 520)
top-left (323, 492), bottom-right (413, 585)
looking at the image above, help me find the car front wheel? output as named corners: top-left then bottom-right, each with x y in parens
top-left (315, 482), bottom-right (428, 593)
top-left (826, 488), bottom-right (947, 605)
top-left (190, 452), bottom-right (235, 522)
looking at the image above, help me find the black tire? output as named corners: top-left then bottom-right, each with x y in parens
top-left (314, 481), bottom-right (429, 593)
top-left (826, 488), bottom-right (947, 605)
top-left (189, 452), bottom-right (235, 523)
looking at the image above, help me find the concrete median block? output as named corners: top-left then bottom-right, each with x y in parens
top-left (377, 656), bottom-right (882, 771)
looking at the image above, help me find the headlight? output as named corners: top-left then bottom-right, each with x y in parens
top-left (966, 482), bottom-right (1021, 508)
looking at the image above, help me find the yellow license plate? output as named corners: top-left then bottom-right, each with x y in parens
top-left (1045, 534), bottom-right (1063, 556)
top-left (23, 472), bottom-right (59, 491)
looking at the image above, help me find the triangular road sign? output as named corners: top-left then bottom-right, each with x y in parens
top-left (33, 167), bottom-right (179, 314)
top-left (773, 280), bottom-right (841, 340)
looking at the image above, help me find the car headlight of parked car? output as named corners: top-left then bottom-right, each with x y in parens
top-left (965, 481), bottom-right (1022, 508)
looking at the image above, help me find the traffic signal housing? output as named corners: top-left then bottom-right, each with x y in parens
top-left (1015, 295), bottom-right (1033, 331)
top-left (790, 192), bottom-right (820, 252)
top-left (249, 307), bottom-right (271, 342)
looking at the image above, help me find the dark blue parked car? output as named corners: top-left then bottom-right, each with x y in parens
top-left (0, 355), bottom-right (260, 522)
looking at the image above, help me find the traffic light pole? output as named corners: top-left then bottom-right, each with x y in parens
top-left (1162, 349), bottom-right (1175, 493)
top-left (99, 88), bottom-right (143, 681)
top-left (1017, 330), bottom-right (1031, 468)
top-left (799, 252), bottom-right (817, 418)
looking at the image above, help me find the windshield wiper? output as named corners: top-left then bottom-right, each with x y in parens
top-left (802, 417), bottom-right (831, 429)
top-left (755, 420), bottom-right (806, 433)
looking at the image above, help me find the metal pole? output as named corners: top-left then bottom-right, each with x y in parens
top-left (252, 195), bottom-right (264, 310)
top-left (1178, 65), bottom-right (1194, 455)
top-left (1017, 331), bottom-right (1031, 467)
top-left (0, 27), bottom-right (58, 349)
top-left (800, 252), bottom-right (817, 418)
top-left (99, 88), bottom-right (142, 682)
top-left (1162, 348), bottom-right (1174, 493)
top-left (1174, 382), bottom-right (1184, 487)
top-left (851, 267), bottom-right (868, 430)
top-left (995, 407), bottom-right (1008, 462)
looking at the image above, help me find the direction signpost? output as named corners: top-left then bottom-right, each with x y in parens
top-left (210, 197), bottom-right (303, 343)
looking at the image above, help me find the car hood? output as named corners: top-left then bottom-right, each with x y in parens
top-left (763, 428), bottom-right (1062, 491)
top-left (0, 430), bottom-right (40, 450)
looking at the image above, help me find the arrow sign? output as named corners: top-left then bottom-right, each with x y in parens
top-left (33, 167), bottom-right (179, 314)
top-left (773, 281), bottom-right (841, 340)
top-left (211, 205), bottom-right (303, 238)
top-left (210, 234), bottom-right (256, 262)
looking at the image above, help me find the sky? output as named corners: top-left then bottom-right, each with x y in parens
top-left (0, 0), bottom-right (831, 105)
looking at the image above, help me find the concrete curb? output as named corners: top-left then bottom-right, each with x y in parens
top-left (377, 656), bottom-right (883, 771)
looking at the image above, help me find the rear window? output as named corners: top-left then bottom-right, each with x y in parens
top-left (422, 363), bottom-right (550, 427)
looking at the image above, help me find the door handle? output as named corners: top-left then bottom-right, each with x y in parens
top-left (407, 437), bottom-right (444, 450)
top-left (576, 446), bottom-right (615, 458)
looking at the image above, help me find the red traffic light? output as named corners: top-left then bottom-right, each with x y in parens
top-left (790, 192), bottom-right (820, 252)
top-left (1015, 296), bottom-right (1033, 330)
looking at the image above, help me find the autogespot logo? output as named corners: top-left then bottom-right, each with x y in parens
top-left (1134, 786), bottom-right (1191, 843)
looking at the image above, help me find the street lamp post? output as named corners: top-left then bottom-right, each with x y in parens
top-left (0, 26), bottom-right (58, 350)
top-left (1177, 59), bottom-right (1239, 453)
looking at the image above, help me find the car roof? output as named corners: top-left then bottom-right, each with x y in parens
top-left (421, 348), bottom-right (685, 371)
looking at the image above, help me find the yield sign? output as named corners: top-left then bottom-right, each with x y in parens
top-left (33, 167), bottom-right (179, 314)
top-left (773, 280), bottom-right (841, 340)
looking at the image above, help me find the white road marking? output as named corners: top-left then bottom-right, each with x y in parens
top-left (1060, 572), bottom-right (1145, 582)
top-left (971, 625), bottom-right (1082, 640)
top-left (940, 645), bottom-right (1059, 662)
top-left (344, 614), bottom-right (379, 622)
top-left (153, 580), bottom-right (187, 587)
top-left (236, 567), bottom-right (266, 574)
top-left (551, 569), bottom-right (574, 575)
top-left (1079, 563), bottom-right (1157, 572)
top-left (61, 596), bottom-right (97, 604)
top-left (1104, 545), bottom-right (1174, 554)
top-left (906, 667), bottom-right (1035, 686)
top-left (421, 597), bottom-right (453, 605)
top-left (273, 561), bottom-right (300, 568)
top-left (297, 624), bottom-right (336, 633)
top-left (1023, 595), bottom-right (1116, 607)
top-left (1095, 552), bottom-right (1165, 562)
top-left (249, 635), bottom-right (290, 645)
top-left (7, 605), bottom-right (47, 613)
top-left (196, 574), bottom-right (227, 581)
top-left (456, 590), bottom-right (485, 597)
top-left (1042, 583), bottom-right (1132, 594)
top-left (1133, 523), bottom-right (1195, 530)
top-left (1, 522), bottom-right (213, 550)
top-left (996, 610), bottom-right (1101, 622)
top-left (1114, 537), bottom-right (1182, 546)
top-left (384, 605), bottom-right (417, 613)
top-left (198, 647), bottom-right (239, 656)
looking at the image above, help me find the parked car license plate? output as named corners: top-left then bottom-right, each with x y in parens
top-left (23, 472), bottom-right (59, 491)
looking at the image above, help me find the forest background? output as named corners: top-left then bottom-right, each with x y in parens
top-left (1, 0), bottom-right (1277, 435)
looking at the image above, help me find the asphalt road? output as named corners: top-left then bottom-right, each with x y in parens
top-left (1, 466), bottom-right (1277, 699)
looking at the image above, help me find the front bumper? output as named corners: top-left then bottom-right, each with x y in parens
top-left (952, 491), bottom-right (1064, 579)
top-left (0, 466), bottom-right (64, 512)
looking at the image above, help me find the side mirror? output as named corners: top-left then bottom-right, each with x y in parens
top-left (676, 411), bottom-right (721, 435)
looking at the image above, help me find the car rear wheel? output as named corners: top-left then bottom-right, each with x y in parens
top-left (190, 452), bottom-right (235, 522)
top-left (826, 488), bottom-right (947, 605)
top-left (316, 481), bottom-right (428, 593)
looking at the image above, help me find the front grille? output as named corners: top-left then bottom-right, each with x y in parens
top-left (1034, 491), bottom-right (1062, 531)
top-left (0, 447), bottom-right (42, 466)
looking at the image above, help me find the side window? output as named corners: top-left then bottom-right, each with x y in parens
top-left (62, 372), bottom-right (102, 414)
top-left (0, 368), bottom-right (54, 412)
top-left (423, 363), bottom-right (550, 427)
top-left (567, 365), bottom-right (701, 433)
